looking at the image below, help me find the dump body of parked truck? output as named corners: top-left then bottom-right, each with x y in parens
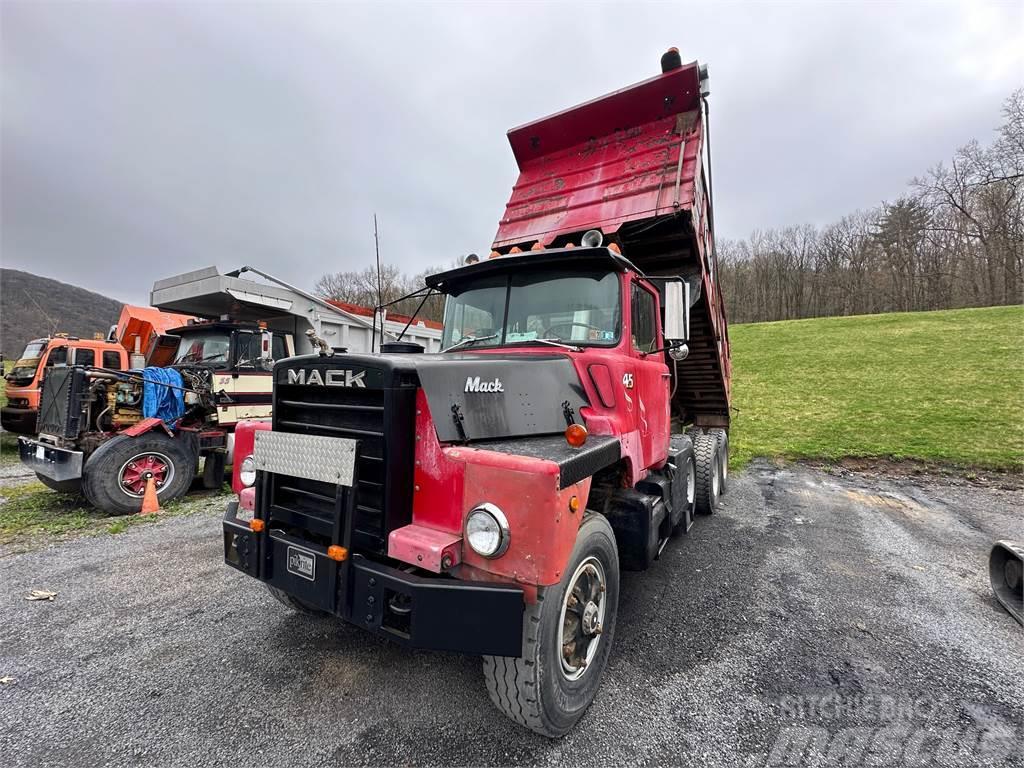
top-left (223, 50), bottom-right (731, 737)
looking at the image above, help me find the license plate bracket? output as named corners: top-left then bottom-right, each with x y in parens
top-left (286, 545), bottom-right (316, 581)
top-left (265, 531), bottom-right (340, 613)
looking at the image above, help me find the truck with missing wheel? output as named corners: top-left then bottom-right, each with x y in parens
top-left (18, 266), bottom-right (440, 514)
top-left (223, 48), bottom-right (731, 736)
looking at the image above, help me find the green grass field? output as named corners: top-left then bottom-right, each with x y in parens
top-left (728, 305), bottom-right (1024, 471)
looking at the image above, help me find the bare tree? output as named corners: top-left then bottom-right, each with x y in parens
top-left (719, 91), bottom-right (1023, 323)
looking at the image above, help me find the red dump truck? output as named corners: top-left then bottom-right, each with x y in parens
top-left (223, 49), bottom-right (731, 736)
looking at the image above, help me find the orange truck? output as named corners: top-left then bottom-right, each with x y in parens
top-left (2, 305), bottom-right (191, 435)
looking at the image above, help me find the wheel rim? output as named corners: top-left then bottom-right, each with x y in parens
top-left (118, 452), bottom-right (174, 497)
top-left (558, 556), bottom-right (607, 681)
top-left (686, 461), bottom-right (696, 506)
top-left (712, 456), bottom-right (720, 498)
top-left (721, 443), bottom-right (729, 482)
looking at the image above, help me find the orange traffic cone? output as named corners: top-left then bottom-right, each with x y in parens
top-left (140, 476), bottom-right (161, 515)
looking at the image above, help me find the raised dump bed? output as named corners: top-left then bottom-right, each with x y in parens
top-left (492, 54), bottom-right (730, 427)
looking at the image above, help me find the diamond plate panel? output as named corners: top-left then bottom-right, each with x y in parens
top-left (254, 431), bottom-right (356, 486)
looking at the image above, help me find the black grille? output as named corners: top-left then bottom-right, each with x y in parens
top-left (271, 369), bottom-right (416, 554)
top-left (37, 366), bottom-right (88, 438)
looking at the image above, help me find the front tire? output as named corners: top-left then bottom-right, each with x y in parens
top-left (483, 514), bottom-right (619, 738)
top-left (265, 585), bottom-right (327, 615)
top-left (82, 433), bottom-right (195, 515)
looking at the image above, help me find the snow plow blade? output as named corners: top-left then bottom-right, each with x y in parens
top-left (989, 540), bottom-right (1023, 626)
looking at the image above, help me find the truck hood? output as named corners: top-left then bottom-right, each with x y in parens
top-left (413, 353), bottom-right (589, 443)
top-left (274, 352), bottom-right (590, 444)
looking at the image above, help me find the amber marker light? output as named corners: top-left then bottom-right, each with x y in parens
top-left (531, 242), bottom-right (544, 251)
top-left (327, 545), bottom-right (349, 562)
top-left (568, 495), bottom-right (580, 513)
top-left (565, 423), bottom-right (588, 447)
top-left (488, 250), bottom-right (501, 259)
top-left (608, 242), bottom-right (622, 254)
top-left (509, 246), bottom-right (523, 253)
top-left (249, 519), bottom-right (265, 533)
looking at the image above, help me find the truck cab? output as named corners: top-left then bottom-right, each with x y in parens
top-left (164, 321), bottom-right (294, 426)
top-left (2, 336), bottom-right (127, 434)
top-left (224, 244), bottom-right (714, 736)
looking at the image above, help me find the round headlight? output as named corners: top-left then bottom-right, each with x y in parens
top-left (466, 503), bottom-right (510, 558)
top-left (239, 455), bottom-right (257, 487)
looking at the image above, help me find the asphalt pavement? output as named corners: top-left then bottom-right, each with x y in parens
top-left (1, 461), bottom-right (1022, 767)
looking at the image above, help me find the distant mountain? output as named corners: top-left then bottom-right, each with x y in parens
top-left (1, 269), bottom-right (123, 358)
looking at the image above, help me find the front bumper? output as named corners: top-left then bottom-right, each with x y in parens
top-left (1, 406), bottom-right (37, 435)
top-left (18, 437), bottom-right (83, 481)
top-left (223, 501), bottom-right (524, 656)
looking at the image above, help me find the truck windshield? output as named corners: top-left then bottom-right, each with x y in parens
top-left (172, 332), bottom-right (231, 368)
top-left (442, 270), bottom-right (620, 350)
top-left (5, 341), bottom-right (47, 385)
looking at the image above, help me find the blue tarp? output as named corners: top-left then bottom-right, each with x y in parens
top-left (141, 367), bottom-right (186, 423)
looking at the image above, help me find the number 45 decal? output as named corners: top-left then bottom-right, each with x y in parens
top-left (622, 372), bottom-right (634, 389)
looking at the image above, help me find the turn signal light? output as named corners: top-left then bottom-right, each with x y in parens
top-left (327, 545), bottom-right (349, 562)
top-left (608, 242), bottom-right (622, 254)
top-left (568, 495), bottom-right (580, 513)
top-left (249, 519), bottom-right (265, 533)
top-left (565, 423), bottom-right (588, 448)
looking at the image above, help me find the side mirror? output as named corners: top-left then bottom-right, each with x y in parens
top-left (260, 330), bottom-right (274, 369)
top-left (663, 280), bottom-right (690, 343)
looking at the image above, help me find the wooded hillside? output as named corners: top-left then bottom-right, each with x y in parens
top-left (0, 269), bottom-right (123, 358)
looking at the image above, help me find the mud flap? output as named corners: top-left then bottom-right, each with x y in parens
top-left (989, 540), bottom-right (1023, 626)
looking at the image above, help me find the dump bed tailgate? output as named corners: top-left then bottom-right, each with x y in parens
top-left (493, 62), bottom-right (706, 251)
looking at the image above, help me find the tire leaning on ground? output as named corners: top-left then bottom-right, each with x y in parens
top-left (483, 514), bottom-right (620, 738)
top-left (81, 433), bottom-right (195, 515)
top-left (35, 474), bottom-right (82, 495)
top-left (265, 585), bottom-right (328, 615)
top-left (709, 428), bottom-right (729, 495)
top-left (692, 430), bottom-right (721, 515)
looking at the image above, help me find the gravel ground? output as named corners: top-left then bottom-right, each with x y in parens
top-left (0, 461), bottom-right (1021, 767)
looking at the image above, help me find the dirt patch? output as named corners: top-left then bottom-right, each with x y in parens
top-left (800, 456), bottom-right (1024, 490)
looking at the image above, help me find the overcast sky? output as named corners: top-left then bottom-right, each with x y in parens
top-left (2, 1), bottom-right (1022, 305)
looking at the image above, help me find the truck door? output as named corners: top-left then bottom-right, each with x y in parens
top-left (630, 282), bottom-right (670, 469)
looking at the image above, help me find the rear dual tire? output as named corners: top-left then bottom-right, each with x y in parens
top-left (483, 514), bottom-right (620, 738)
top-left (692, 430), bottom-right (721, 515)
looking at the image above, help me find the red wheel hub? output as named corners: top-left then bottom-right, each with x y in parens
top-left (120, 455), bottom-right (170, 495)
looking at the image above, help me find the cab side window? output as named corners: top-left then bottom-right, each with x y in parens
top-left (45, 346), bottom-right (68, 367)
top-left (631, 284), bottom-right (658, 353)
top-left (74, 348), bottom-right (96, 367)
top-left (103, 351), bottom-right (122, 370)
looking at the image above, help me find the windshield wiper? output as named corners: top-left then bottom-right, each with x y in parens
top-left (512, 338), bottom-right (583, 352)
top-left (442, 334), bottom-right (498, 353)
